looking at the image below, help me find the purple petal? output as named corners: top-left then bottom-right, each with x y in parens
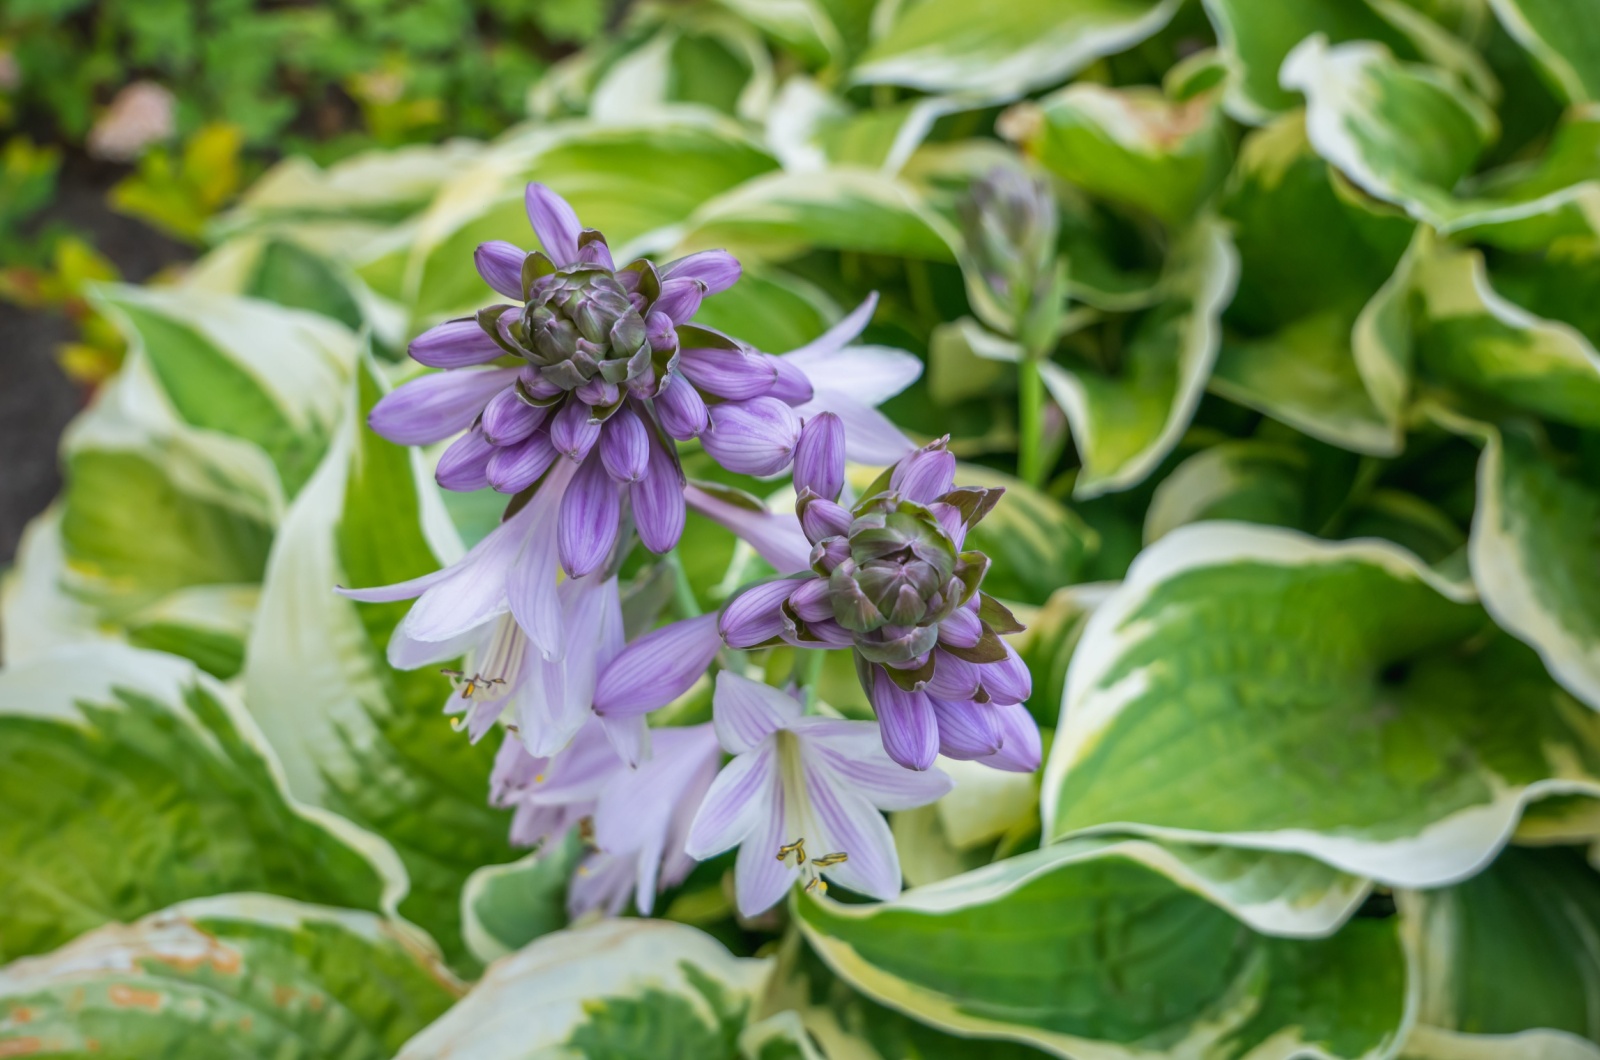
top-left (599, 404), bottom-right (650, 483)
top-left (793, 412), bottom-right (845, 502)
top-left (685, 742), bottom-right (776, 859)
top-left (550, 397), bottom-right (601, 463)
top-left (631, 430), bottom-right (686, 554)
top-left (525, 182), bottom-right (581, 266)
top-left (870, 666), bottom-right (939, 770)
top-left (481, 386), bottom-right (544, 446)
top-left (575, 232), bottom-right (616, 270)
top-left (980, 643), bottom-right (1032, 705)
top-left (557, 450), bottom-right (620, 577)
top-left (684, 484), bottom-right (811, 574)
top-left (788, 617), bottom-right (854, 648)
top-left (653, 277), bottom-right (706, 325)
top-left (653, 371), bottom-right (710, 439)
top-left (929, 697), bottom-right (1004, 759)
top-left (475, 240), bottom-right (527, 301)
top-left (486, 431), bottom-right (558, 493)
top-left (702, 397), bottom-right (801, 477)
top-left (814, 395), bottom-right (916, 465)
top-left (435, 426), bottom-right (495, 491)
top-left (661, 249), bottom-right (741, 294)
top-left (925, 649), bottom-right (982, 700)
top-left (938, 608), bottom-right (982, 649)
top-left (977, 702), bottom-right (1042, 773)
top-left (799, 497), bottom-right (852, 544)
top-left (646, 310), bottom-right (677, 354)
top-left (767, 356), bottom-right (814, 405)
top-left (786, 576), bottom-right (831, 622)
top-left (796, 717), bottom-right (952, 809)
top-left (714, 671), bottom-right (802, 753)
top-left (678, 347), bottom-right (778, 401)
top-left (719, 578), bottom-right (800, 648)
top-left (409, 318), bottom-right (505, 369)
top-left (593, 613), bottom-right (722, 717)
top-left (891, 442), bottom-right (956, 504)
top-left (368, 366), bottom-right (520, 446)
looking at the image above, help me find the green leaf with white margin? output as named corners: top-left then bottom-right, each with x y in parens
top-left (850, 0), bottom-right (1181, 100)
top-left (1041, 520), bottom-right (1600, 887)
top-left (395, 919), bottom-right (771, 1058)
top-left (1, 506), bottom-right (118, 665)
top-left (1144, 440), bottom-right (1309, 544)
top-left (1412, 236), bottom-right (1600, 429)
top-left (1398, 846), bottom-right (1600, 1058)
top-left (1443, 106), bottom-right (1600, 252)
top-left (959, 464), bottom-right (1098, 605)
top-left (92, 284), bottom-right (356, 496)
top-left (0, 894), bottom-right (458, 1059)
top-left (797, 838), bottom-right (1400, 1059)
top-left (688, 267), bottom-right (836, 354)
top-left (1006, 83), bottom-right (1232, 228)
top-left (1486, 0), bottom-right (1600, 103)
top-left (122, 584), bottom-right (260, 681)
top-left (1040, 216), bottom-right (1239, 498)
top-left (244, 351), bottom-right (515, 970)
top-left (1466, 421), bottom-right (1600, 711)
top-left (670, 167), bottom-right (958, 265)
top-left (460, 833), bottom-right (584, 965)
top-left (0, 643), bottom-right (407, 963)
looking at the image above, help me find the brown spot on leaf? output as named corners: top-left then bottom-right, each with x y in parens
top-left (107, 985), bottom-right (163, 1012)
top-left (5, 1009), bottom-right (31, 1025)
top-left (0, 1037), bottom-right (42, 1057)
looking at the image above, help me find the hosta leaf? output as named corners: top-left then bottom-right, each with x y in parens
top-left (958, 465), bottom-right (1097, 605)
top-left (0, 643), bottom-right (406, 963)
top-left (1042, 216), bottom-right (1238, 498)
top-left (1144, 440), bottom-right (1309, 543)
top-left (1399, 846), bottom-right (1600, 1057)
top-left (460, 834), bottom-right (584, 965)
top-left (122, 584), bottom-right (259, 681)
top-left (797, 839), bottom-right (1401, 1058)
top-left (0, 507), bottom-right (115, 665)
top-left (0, 895), bottom-right (457, 1059)
top-left (394, 919), bottom-right (771, 1058)
top-left (92, 285), bottom-right (356, 496)
top-left (687, 267), bottom-right (835, 354)
top-left (1010, 83), bottom-right (1232, 227)
top-left (851, 0), bottom-right (1181, 100)
top-left (1042, 521), bottom-right (1600, 887)
top-left (1486, 0), bottom-right (1600, 103)
top-left (244, 352), bottom-right (514, 970)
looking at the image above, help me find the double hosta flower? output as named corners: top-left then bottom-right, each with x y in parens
top-left (719, 438), bottom-right (1038, 772)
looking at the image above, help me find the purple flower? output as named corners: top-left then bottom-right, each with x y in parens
top-left (685, 673), bottom-right (951, 916)
top-left (715, 438), bottom-right (1038, 772)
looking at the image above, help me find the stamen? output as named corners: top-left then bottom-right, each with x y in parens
top-left (776, 838), bottom-right (807, 865)
top-left (812, 851), bottom-right (848, 867)
top-left (804, 877), bottom-right (828, 895)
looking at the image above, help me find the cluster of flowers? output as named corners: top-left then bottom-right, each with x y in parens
top-left (345, 185), bottom-right (1037, 918)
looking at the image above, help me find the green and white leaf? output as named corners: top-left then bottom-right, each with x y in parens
top-left (851, 0), bottom-right (1181, 100)
top-left (1144, 440), bottom-right (1309, 544)
top-left (1485, 0), bottom-right (1600, 104)
top-left (460, 834), bottom-right (584, 965)
top-left (0, 643), bottom-right (406, 963)
top-left (1399, 846), bottom-right (1600, 1057)
top-left (0, 506), bottom-right (119, 664)
top-left (243, 352), bottom-right (514, 969)
top-left (0, 894), bottom-right (457, 1060)
top-left (797, 838), bottom-right (1402, 1058)
top-left (959, 464), bottom-right (1098, 604)
top-left (1041, 520), bottom-right (1600, 887)
top-left (1041, 217), bottom-right (1239, 498)
top-left (395, 919), bottom-right (771, 1059)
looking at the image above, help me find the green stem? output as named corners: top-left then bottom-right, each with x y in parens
top-left (664, 549), bottom-right (701, 619)
top-left (1017, 355), bottom-right (1046, 487)
top-left (799, 648), bottom-right (827, 713)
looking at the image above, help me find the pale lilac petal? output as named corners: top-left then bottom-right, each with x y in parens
top-left (799, 754), bottom-right (900, 900)
top-left (678, 347), bottom-right (778, 401)
top-left (980, 643), bottom-right (1032, 705)
top-left (685, 743), bottom-right (776, 857)
top-left (891, 444), bottom-right (956, 504)
top-left (782, 293), bottom-right (878, 363)
top-left (799, 497), bottom-right (851, 544)
top-left (410, 318), bottom-right (505, 369)
top-left (684, 484), bottom-right (810, 573)
top-left (703, 398), bottom-right (801, 477)
top-left (599, 405), bottom-right (650, 483)
top-left (719, 578), bottom-right (800, 648)
top-left (733, 778), bottom-right (794, 917)
top-left (593, 613), bottom-right (721, 717)
top-left (632, 431), bottom-right (686, 554)
top-left (661, 249), bottom-right (740, 294)
top-left (805, 394), bottom-right (914, 465)
top-left (525, 182), bottom-right (581, 266)
top-left (653, 277), bottom-right (705, 325)
top-left (870, 667), bottom-right (939, 770)
top-left (786, 576), bottom-right (831, 622)
top-left (653, 371), bottom-right (709, 439)
top-left (387, 621), bottom-right (484, 670)
top-left (796, 717), bottom-right (952, 810)
top-left (929, 697), bottom-right (1004, 759)
top-left (558, 450), bottom-right (620, 577)
top-left (369, 367), bottom-right (519, 446)
top-left (793, 412), bottom-right (844, 502)
top-left (598, 713), bottom-right (650, 768)
top-left (435, 427), bottom-right (495, 491)
top-left (336, 567), bottom-right (451, 604)
top-left (977, 702), bottom-right (1042, 773)
top-left (767, 357), bottom-right (814, 405)
top-left (475, 240), bottom-right (527, 300)
top-left (938, 609), bottom-right (982, 649)
top-left (486, 431), bottom-right (558, 494)
top-left (713, 671), bottom-right (802, 753)
top-left (925, 650), bottom-right (982, 700)
top-left (481, 386), bottom-right (544, 446)
top-left (568, 851), bottom-right (636, 918)
top-left (523, 719), bottom-right (624, 803)
top-left (550, 398), bottom-right (601, 463)
top-left (507, 462), bottom-right (574, 658)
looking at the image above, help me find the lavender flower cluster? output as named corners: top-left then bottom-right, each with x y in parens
top-left (343, 185), bottom-right (1037, 918)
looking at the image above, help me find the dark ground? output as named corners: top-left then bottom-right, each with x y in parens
top-left (0, 156), bottom-right (190, 563)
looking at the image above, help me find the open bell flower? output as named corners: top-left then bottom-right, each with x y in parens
top-left (716, 438), bottom-right (1039, 773)
top-left (685, 673), bottom-right (951, 917)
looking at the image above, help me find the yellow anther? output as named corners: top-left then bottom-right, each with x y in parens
top-left (804, 877), bottom-right (828, 895)
top-left (812, 852), bottom-right (849, 868)
top-left (776, 838), bottom-right (807, 865)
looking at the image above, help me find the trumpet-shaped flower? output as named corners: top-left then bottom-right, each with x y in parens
top-left (685, 673), bottom-right (951, 917)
